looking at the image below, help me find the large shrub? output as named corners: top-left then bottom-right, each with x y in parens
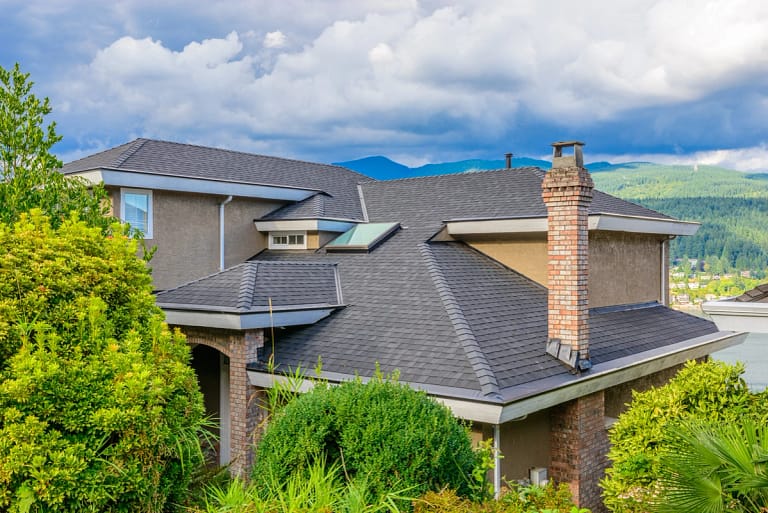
top-left (601, 360), bottom-right (768, 513)
top-left (0, 211), bottom-right (205, 512)
top-left (253, 376), bottom-right (478, 502)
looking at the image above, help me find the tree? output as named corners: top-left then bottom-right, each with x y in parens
top-left (601, 360), bottom-right (768, 513)
top-left (0, 63), bottom-right (110, 229)
top-left (0, 211), bottom-right (205, 512)
top-left (652, 419), bottom-right (768, 513)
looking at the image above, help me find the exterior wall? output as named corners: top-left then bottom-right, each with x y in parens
top-left (110, 187), bottom-right (283, 290)
top-left (468, 237), bottom-right (548, 285)
top-left (498, 410), bottom-right (551, 480)
top-left (589, 232), bottom-right (664, 309)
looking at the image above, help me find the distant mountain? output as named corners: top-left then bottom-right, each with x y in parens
top-left (334, 155), bottom-right (550, 180)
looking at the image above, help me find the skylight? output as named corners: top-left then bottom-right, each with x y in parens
top-left (325, 222), bottom-right (400, 252)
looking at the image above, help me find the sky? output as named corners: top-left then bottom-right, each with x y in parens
top-left (2, 0), bottom-right (768, 170)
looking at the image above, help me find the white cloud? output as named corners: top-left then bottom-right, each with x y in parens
top-left (263, 31), bottom-right (287, 48)
top-left (589, 145), bottom-right (768, 173)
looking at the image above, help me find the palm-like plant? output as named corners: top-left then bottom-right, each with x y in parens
top-left (652, 419), bottom-right (768, 513)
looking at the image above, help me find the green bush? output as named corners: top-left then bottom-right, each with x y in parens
top-left (601, 359), bottom-right (768, 513)
top-left (0, 211), bottom-right (205, 512)
top-left (253, 376), bottom-right (479, 503)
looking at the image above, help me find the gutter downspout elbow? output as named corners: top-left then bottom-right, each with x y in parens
top-left (219, 195), bottom-right (233, 271)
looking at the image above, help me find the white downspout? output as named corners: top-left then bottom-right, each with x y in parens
top-left (493, 423), bottom-right (502, 499)
top-left (219, 195), bottom-right (233, 271)
top-left (661, 238), bottom-right (669, 306)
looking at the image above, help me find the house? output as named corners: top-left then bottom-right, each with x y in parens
top-left (62, 139), bottom-right (746, 512)
top-left (702, 283), bottom-right (768, 333)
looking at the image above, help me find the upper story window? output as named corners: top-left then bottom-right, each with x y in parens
top-left (269, 231), bottom-right (306, 249)
top-left (120, 188), bottom-right (153, 239)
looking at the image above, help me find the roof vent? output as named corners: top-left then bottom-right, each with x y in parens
top-left (505, 152), bottom-right (513, 169)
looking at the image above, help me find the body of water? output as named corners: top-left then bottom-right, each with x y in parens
top-left (713, 332), bottom-right (768, 391)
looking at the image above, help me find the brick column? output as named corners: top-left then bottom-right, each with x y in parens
top-left (550, 391), bottom-right (609, 512)
top-left (542, 141), bottom-right (593, 368)
top-left (228, 329), bottom-right (263, 478)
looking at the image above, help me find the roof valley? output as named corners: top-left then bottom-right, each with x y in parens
top-left (419, 242), bottom-right (501, 398)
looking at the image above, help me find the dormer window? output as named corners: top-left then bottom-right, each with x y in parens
top-left (269, 231), bottom-right (307, 250)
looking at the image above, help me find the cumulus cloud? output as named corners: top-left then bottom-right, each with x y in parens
top-left (36, 0), bottom-right (768, 164)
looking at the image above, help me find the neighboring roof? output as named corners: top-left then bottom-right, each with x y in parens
top-left (62, 138), bottom-right (371, 221)
top-left (736, 283), bottom-right (768, 303)
top-left (156, 261), bottom-right (342, 312)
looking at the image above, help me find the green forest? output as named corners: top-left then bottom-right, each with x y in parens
top-left (592, 163), bottom-right (768, 280)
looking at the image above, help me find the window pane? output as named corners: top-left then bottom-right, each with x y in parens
top-left (124, 193), bottom-right (148, 233)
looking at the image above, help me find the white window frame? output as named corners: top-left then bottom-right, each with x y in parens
top-left (269, 231), bottom-right (307, 249)
top-left (120, 188), bottom-right (153, 239)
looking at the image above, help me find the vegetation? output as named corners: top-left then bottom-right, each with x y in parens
top-left (0, 212), bottom-right (205, 512)
top-left (253, 376), bottom-right (480, 508)
top-left (0, 63), bottom-right (111, 230)
top-left (651, 419), bottom-right (768, 513)
top-left (413, 484), bottom-right (589, 513)
top-left (592, 164), bottom-right (768, 280)
top-left (601, 360), bottom-right (768, 513)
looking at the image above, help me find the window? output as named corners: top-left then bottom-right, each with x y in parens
top-left (120, 188), bottom-right (153, 239)
top-left (325, 222), bottom-right (400, 252)
top-left (269, 231), bottom-right (306, 249)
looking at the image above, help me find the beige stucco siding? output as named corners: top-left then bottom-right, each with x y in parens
top-left (469, 232), bottom-right (665, 308)
top-left (111, 188), bottom-right (283, 290)
top-left (589, 232), bottom-right (664, 308)
top-left (468, 238), bottom-right (548, 285)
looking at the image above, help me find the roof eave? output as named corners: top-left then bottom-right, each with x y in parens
top-left (69, 168), bottom-right (319, 202)
top-left (445, 213), bottom-right (699, 237)
top-left (702, 300), bottom-right (768, 333)
top-left (161, 304), bottom-right (342, 330)
top-left (254, 219), bottom-right (359, 232)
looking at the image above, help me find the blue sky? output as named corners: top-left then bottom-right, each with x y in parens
top-left (3, 0), bottom-right (768, 170)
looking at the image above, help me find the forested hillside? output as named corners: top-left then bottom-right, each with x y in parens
top-left (591, 163), bottom-right (768, 279)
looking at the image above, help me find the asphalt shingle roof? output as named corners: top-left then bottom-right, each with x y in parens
top-left (156, 261), bottom-right (341, 312)
top-left (735, 283), bottom-right (768, 303)
top-left (62, 138), bottom-right (371, 221)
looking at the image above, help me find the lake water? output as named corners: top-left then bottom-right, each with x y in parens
top-left (712, 332), bottom-right (768, 391)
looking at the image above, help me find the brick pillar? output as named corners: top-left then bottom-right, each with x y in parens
top-left (550, 391), bottom-right (609, 512)
top-left (227, 329), bottom-right (263, 478)
top-left (542, 141), bottom-right (593, 368)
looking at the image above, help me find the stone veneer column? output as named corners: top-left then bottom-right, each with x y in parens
top-left (550, 391), bottom-right (609, 513)
top-left (541, 141), bottom-right (594, 364)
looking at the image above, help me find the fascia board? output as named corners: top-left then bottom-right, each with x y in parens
top-left (445, 214), bottom-right (699, 237)
top-left (162, 307), bottom-right (336, 330)
top-left (71, 169), bottom-right (317, 202)
top-left (254, 220), bottom-right (357, 232)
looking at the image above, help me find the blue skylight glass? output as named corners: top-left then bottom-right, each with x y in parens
top-left (325, 222), bottom-right (400, 252)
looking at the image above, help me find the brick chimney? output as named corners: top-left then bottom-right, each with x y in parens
top-left (542, 141), bottom-right (593, 371)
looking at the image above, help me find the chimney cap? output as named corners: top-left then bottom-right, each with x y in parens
top-left (551, 140), bottom-right (585, 148)
top-left (551, 140), bottom-right (585, 168)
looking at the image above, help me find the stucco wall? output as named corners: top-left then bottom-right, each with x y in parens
top-left (468, 231), bottom-right (665, 308)
top-left (111, 188), bottom-right (283, 290)
top-left (589, 232), bottom-right (664, 308)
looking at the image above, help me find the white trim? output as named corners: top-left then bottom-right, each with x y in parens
top-left (254, 219), bottom-right (357, 233)
top-left (161, 307), bottom-right (337, 330)
top-left (269, 231), bottom-right (307, 250)
top-left (71, 169), bottom-right (317, 202)
top-left (702, 300), bottom-right (768, 333)
top-left (445, 213), bottom-right (700, 237)
top-left (119, 188), bottom-right (153, 239)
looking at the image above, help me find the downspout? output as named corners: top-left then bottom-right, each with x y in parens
top-left (662, 237), bottom-right (672, 306)
top-left (219, 195), bottom-right (233, 271)
top-left (493, 424), bottom-right (502, 499)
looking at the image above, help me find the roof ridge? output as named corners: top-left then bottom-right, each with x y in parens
top-left (113, 138), bottom-right (148, 167)
top-left (237, 262), bottom-right (259, 310)
top-left (419, 242), bottom-right (500, 398)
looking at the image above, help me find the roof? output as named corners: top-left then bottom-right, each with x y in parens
top-left (156, 261), bottom-right (342, 313)
top-left (61, 138), bottom-right (371, 220)
top-left (735, 283), bottom-right (768, 303)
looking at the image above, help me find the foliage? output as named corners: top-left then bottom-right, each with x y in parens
top-left (194, 459), bottom-right (410, 513)
top-left (651, 419), bottom-right (768, 513)
top-left (601, 360), bottom-right (768, 513)
top-left (0, 211), bottom-right (206, 512)
top-left (413, 483), bottom-right (589, 513)
top-left (0, 63), bottom-right (111, 230)
top-left (253, 375), bottom-right (479, 506)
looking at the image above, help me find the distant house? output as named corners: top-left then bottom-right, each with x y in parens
top-left (63, 139), bottom-right (745, 512)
